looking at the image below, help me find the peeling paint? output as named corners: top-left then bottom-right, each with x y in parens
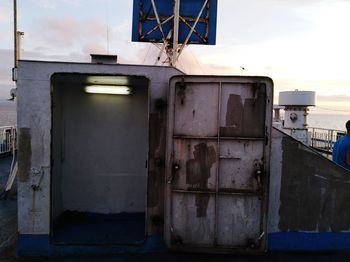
top-left (18, 128), bottom-right (31, 182)
top-left (220, 86), bottom-right (266, 137)
top-left (186, 143), bottom-right (216, 217)
top-left (148, 112), bottom-right (166, 209)
top-left (148, 171), bottom-right (160, 208)
top-left (147, 108), bottom-right (167, 234)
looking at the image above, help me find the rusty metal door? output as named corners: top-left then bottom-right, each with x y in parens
top-left (165, 76), bottom-right (273, 252)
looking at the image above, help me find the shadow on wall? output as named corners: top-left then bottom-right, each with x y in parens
top-left (278, 129), bottom-right (350, 232)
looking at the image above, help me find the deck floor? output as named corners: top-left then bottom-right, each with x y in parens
top-left (52, 211), bottom-right (145, 245)
top-left (0, 155), bottom-right (17, 262)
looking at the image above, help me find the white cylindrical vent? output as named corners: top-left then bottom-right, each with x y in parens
top-left (279, 91), bottom-right (316, 106)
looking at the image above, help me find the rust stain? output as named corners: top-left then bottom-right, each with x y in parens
top-left (18, 128), bottom-right (31, 182)
top-left (176, 81), bottom-right (186, 105)
top-left (220, 85), bottom-right (266, 137)
top-left (195, 194), bottom-right (211, 217)
top-left (147, 105), bottom-right (167, 233)
top-left (186, 143), bottom-right (216, 217)
top-left (242, 97), bottom-right (265, 137)
top-left (148, 171), bottom-right (160, 208)
top-left (148, 112), bottom-right (165, 208)
top-left (220, 94), bottom-right (243, 136)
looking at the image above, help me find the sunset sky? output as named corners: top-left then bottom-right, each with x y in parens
top-left (0, 0), bottom-right (349, 113)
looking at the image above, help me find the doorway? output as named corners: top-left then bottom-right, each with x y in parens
top-left (51, 74), bottom-right (149, 244)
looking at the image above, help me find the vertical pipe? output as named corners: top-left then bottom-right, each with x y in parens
top-left (14, 0), bottom-right (17, 68)
top-left (172, 0), bottom-right (180, 66)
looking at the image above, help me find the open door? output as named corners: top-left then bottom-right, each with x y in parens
top-left (165, 76), bottom-right (273, 252)
top-left (51, 74), bottom-right (149, 245)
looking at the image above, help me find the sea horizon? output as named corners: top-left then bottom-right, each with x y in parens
top-left (0, 103), bottom-right (348, 131)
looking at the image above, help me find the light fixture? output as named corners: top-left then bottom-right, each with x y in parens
top-left (86, 76), bottom-right (130, 86)
top-left (84, 85), bottom-right (132, 95)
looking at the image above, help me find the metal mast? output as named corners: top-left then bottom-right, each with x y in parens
top-left (150, 0), bottom-right (209, 66)
top-left (171, 0), bottom-right (180, 66)
top-left (13, 0), bottom-right (17, 68)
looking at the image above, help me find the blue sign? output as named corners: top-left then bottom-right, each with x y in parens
top-left (132, 0), bottom-right (217, 45)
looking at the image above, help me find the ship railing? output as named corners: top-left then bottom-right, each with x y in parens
top-left (308, 127), bottom-right (345, 155)
top-left (0, 126), bottom-right (17, 155)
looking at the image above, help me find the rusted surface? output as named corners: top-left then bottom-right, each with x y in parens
top-left (222, 94), bottom-right (243, 136)
top-left (186, 143), bottom-right (216, 187)
top-left (279, 136), bottom-right (350, 231)
top-left (148, 171), bottom-right (160, 208)
top-left (166, 76), bottom-right (272, 251)
top-left (18, 128), bottom-right (31, 182)
top-left (220, 87), bottom-right (265, 137)
top-left (217, 195), bottom-right (261, 246)
top-left (171, 193), bottom-right (215, 246)
top-left (186, 143), bottom-right (216, 217)
top-left (194, 194), bottom-right (211, 218)
top-left (147, 101), bottom-right (167, 233)
top-left (219, 141), bottom-right (264, 192)
top-left (173, 140), bottom-right (217, 191)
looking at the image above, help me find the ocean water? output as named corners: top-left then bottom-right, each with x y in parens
top-left (0, 105), bottom-right (16, 126)
top-left (0, 110), bottom-right (16, 127)
top-left (308, 113), bottom-right (349, 131)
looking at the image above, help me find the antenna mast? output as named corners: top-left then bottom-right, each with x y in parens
top-left (13, 0), bottom-right (17, 68)
top-left (132, 0), bottom-right (216, 67)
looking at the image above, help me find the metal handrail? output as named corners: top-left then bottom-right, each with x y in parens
top-left (0, 126), bottom-right (17, 155)
top-left (308, 126), bottom-right (346, 153)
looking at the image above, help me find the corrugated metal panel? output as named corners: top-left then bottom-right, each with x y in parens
top-left (165, 76), bottom-right (273, 253)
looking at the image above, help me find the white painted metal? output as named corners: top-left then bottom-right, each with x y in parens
top-left (5, 162), bottom-right (17, 191)
top-left (174, 0), bottom-right (209, 64)
top-left (172, 0), bottom-right (180, 66)
top-left (165, 76), bottom-right (273, 252)
top-left (282, 109), bottom-right (308, 130)
top-left (151, 0), bottom-right (166, 40)
top-left (16, 60), bottom-right (182, 235)
top-left (278, 91), bottom-right (316, 144)
top-left (281, 108), bottom-right (310, 144)
top-left (173, 82), bottom-right (219, 136)
top-left (150, 0), bottom-right (210, 66)
top-left (279, 91), bottom-right (316, 106)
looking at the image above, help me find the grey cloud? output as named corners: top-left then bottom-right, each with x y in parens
top-left (22, 50), bottom-right (87, 62)
top-left (22, 15), bottom-right (134, 62)
top-left (0, 49), bottom-right (14, 81)
top-left (0, 83), bottom-right (15, 99)
top-left (29, 16), bottom-right (107, 50)
top-left (82, 42), bottom-right (107, 56)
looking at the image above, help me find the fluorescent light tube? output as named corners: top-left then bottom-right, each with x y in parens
top-left (84, 85), bottom-right (132, 95)
top-left (86, 76), bottom-right (130, 86)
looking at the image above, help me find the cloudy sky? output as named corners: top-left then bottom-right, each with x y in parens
top-left (0, 0), bottom-right (350, 113)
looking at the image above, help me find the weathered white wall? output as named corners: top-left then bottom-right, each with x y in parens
top-left (17, 61), bottom-right (181, 235)
top-left (268, 127), bottom-right (283, 233)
